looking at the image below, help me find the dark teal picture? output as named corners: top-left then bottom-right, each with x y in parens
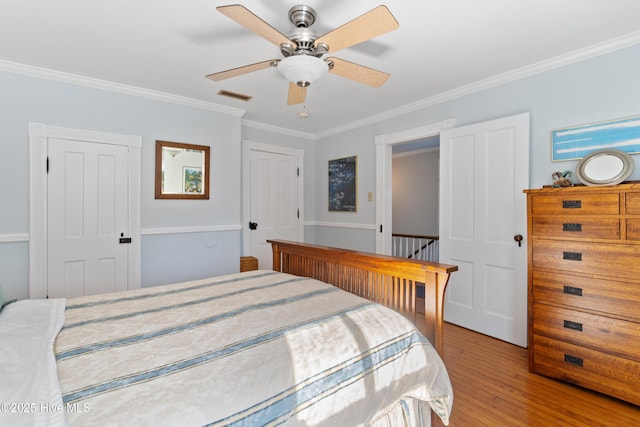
top-left (328, 156), bottom-right (356, 212)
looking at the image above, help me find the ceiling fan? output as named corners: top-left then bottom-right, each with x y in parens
top-left (206, 4), bottom-right (399, 105)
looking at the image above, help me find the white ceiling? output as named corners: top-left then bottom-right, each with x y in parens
top-left (2, 0), bottom-right (640, 137)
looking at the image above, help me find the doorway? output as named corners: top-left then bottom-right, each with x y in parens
top-left (28, 123), bottom-right (141, 298)
top-left (391, 137), bottom-right (440, 242)
top-left (376, 113), bottom-right (530, 347)
top-left (241, 141), bottom-right (304, 270)
top-left (375, 119), bottom-right (455, 254)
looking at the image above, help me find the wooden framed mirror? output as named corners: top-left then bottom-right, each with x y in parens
top-left (155, 140), bottom-right (210, 199)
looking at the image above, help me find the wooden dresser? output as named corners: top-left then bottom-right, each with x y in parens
top-left (525, 183), bottom-right (640, 405)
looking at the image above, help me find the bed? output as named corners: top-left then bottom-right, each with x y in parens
top-left (0, 241), bottom-right (457, 427)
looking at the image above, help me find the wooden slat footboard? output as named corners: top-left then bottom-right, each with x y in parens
top-left (268, 240), bottom-right (458, 355)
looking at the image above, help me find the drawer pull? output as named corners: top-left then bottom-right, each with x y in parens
top-left (563, 320), bottom-right (583, 331)
top-left (563, 285), bottom-right (583, 296)
top-left (563, 251), bottom-right (582, 261)
top-left (562, 223), bottom-right (582, 232)
top-left (562, 200), bottom-right (582, 209)
top-left (564, 354), bottom-right (584, 367)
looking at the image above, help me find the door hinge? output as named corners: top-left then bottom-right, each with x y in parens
top-left (297, 167), bottom-right (300, 177)
top-left (379, 224), bottom-right (383, 233)
top-left (297, 208), bottom-right (300, 219)
top-left (46, 157), bottom-right (49, 173)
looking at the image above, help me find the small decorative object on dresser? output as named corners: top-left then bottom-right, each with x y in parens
top-left (551, 170), bottom-right (574, 187)
top-left (524, 183), bottom-right (640, 405)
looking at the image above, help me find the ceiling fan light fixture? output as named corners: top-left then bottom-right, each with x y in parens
top-left (278, 55), bottom-right (328, 87)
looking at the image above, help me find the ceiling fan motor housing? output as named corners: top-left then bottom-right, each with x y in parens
top-left (281, 5), bottom-right (329, 58)
top-left (288, 5), bottom-right (316, 28)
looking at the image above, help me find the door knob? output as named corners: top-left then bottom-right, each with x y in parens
top-left (514, 234), bottom-right (523, 247)
top-left (249, 222), bottom-right (258, 230)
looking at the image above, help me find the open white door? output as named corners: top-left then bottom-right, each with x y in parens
top-left (242, 142), bottom-right (303, 270)
top-left (440, 113), bottom-right (529, 347)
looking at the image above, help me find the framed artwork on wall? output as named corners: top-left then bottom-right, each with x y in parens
top-left (551, 115), bottom-right (640, 161)
top-left (328, 155), bottom-right (357, 212)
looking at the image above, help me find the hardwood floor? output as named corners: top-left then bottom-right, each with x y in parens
top-left (432, 322), bottom-right (640, 426)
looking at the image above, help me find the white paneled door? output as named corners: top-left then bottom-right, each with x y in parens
top-left (248, 148), bottom-right (301, 270)
top-left (47, 138), bottom-right (130, 298)
top-left (440, 113), bottom-right (530, 347)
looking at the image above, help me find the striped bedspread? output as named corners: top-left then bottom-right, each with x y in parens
top-left (55, 270), bottom-right (453, 426)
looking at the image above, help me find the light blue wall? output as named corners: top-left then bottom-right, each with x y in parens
top-left (0, 71), bottom-right (243, 300)
top-left (2, 44), bottom-right (639, 298)
top-left (392, 150), bottom-right (440, 236)
top-left (313, 44), bottom-right (640, 252)
top-left (141, 231), bottom-right (240, 287)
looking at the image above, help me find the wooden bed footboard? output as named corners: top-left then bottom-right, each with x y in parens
top-left (268, 240), bottom-right (458, 355)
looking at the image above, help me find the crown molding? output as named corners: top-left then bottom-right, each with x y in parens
top-left (393, 146), bottom-right (439, 159)
top-left (3, 29), bottom-right (640, 139)
top-left (316, 30), bottom-right (640, 139)
top-left (0, 60), bottom-right (246, 117)
top-left (241, 119), bottom-right (316, 140)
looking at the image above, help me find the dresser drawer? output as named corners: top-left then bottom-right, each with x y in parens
top-left (532, 238), bottom-right (640, 280)
top-left (626, 192), bottom-right (640, 214)
top-left (532, 270), bottom-right (640, 321)
top-left (531, 216), bottom-right (620, 239)
top-left (627, 218), bottom-right (640, 241)
top-left (532, 303), bottom-right (640, 360)
top-left (532, 335), bottom-right (640, 405)
top-left (531, 193), bottom-right (619, 215)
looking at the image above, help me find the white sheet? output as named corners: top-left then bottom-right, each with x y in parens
top-left (0, 298), bottom-right (66, 427)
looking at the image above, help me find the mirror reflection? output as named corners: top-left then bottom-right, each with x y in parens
top-left (155, 140), bottom-right (210, 199)
top-left (575, 149), bottom-right (635, 186)
top-left (583, 154), bottom-right (623, 181)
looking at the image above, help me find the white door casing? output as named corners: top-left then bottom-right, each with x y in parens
top-left (29, 123), bottom-right (141, 299)
top-left (439, 112), bottom-right (530, 347)
top-left (242, 141), bottom-right (303, 270)
top-left (375, 119), bottom-right (455, 254)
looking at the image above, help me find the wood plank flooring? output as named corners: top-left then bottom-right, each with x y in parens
top-left (432, 322), bottom-right (640, 426)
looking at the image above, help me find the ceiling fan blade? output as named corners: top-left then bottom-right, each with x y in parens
top-left (217, 5), bottom-right (295, 48)
top-left (327, 57), bottom-right (390, 87)
top-left (206, 60), bottom-right (278, 81)
top-left (315, 5), bottom-right (398, 53)
top-left (287, 82), bottom-right (307, 105)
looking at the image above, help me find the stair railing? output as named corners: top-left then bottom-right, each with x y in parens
top-left (392, 233), bottom-right (439, 262)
